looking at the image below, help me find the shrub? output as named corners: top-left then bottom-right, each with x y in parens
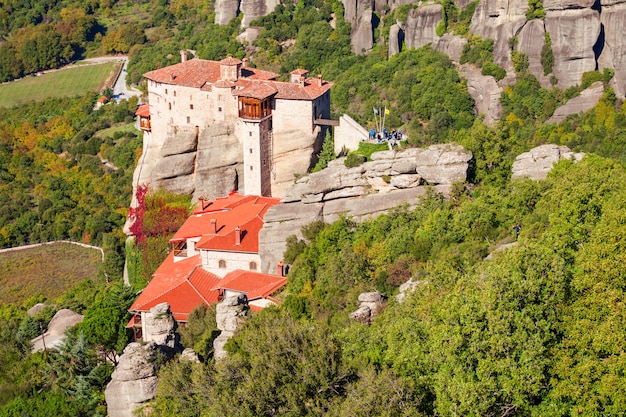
top-left (344, 153), bottom-right (366, 168)
top-left (541, 32), bottom-right (554, 75)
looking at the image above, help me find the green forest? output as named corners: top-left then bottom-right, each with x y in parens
top-left (1, 0), bottom-right (626, 415)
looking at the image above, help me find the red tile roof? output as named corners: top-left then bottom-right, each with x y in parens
top-left (144, 58), bottom-right (279, 88)
top-left (173, 193), bottom-right (279, 254)
top-left (129, 192), bottom-right (285, 322)
top-left (143, 58), bottom-right (331, 101)
top-left (216, 270), bottom-right (287, 300)
top-left (135, 104), bottom-right (150, 117)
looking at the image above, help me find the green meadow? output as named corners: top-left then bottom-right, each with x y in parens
top-left (0, 62), bottom-right (118, 108)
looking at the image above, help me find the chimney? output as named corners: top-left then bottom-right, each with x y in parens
top-left (210, 218), bottom-right (217, 234)
top-left (235, 226), bottom-right (241, 245)
top-left (180, 50), bottom-right (187, 63)
top-left (317, 74), bottom-right (322, 87)
top-left (277, 260), bottom-right (284, 276)
top-left (299, 75), bottom-right (305, 87)
top-left (242, 57), bottom-right (248, 68)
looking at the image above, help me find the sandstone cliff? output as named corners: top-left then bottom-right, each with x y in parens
top-left (258, 144), bottom-right (473, 273)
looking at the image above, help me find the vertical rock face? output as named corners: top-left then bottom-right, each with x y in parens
top-left (388, 23), bottom-right (404, 56)
top-left (599, 1), bottom-right (626, 98)
top-left (214, 0), bottom-right (240, 25)
top-left (240, 0), bottom-right (280, 28)
top-left (517, 19), bottom-right (552, 87)
top-left (470, 0), bottom-right (529, 72)
top-left (544, 7), bottom-right (600, 88)
top-left (403, 4), bottom-right (442, 50)
top-left (351, 7), bottom-right (374, 54)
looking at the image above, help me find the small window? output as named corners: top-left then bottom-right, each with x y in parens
top-left (190, 104), bottom-right (194, 110)
top-left (165, 89), bottom-right (168, 95)
top-left (249, 148), bottom-right (253, 154)
top-left (249, 262), bottom-right (257, 271)
top-left (218, 260), bottom-right (226, 268)
top-left (218, 107), bottom-right (222, 112)
top-left (173, 90), bottom-right (176, 97)
top-left (168, 103), bottom-right (171, 110)
top-left (187, 116), bottom-right (190, 124)
top-left (250, 166), bottom-right (253, 171)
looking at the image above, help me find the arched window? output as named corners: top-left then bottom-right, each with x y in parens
top-left (218, 260), bottom-right (226, 268)
top-left (249, 262), bottom-right (257, 271)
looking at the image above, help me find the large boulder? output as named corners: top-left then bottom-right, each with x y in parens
top-left (432, 34), bottom-right (468, 64)
top-left (30, 309), bottom-right (83, 353)
top-left (350, 292), bottom-right (387, 325)
top-left (351, 7), bottom-right (374, 54)
top-left (105, 342), bottom-right (161, 417)
top-left (511, 144), bottom-right (585, 180)
top-left (546, 81), bottom-right (604, 124)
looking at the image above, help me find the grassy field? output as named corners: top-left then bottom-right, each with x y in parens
top-left (0, 62), bottom-right (119, 108)
top-left (0, 243), bottom-right (103, 306)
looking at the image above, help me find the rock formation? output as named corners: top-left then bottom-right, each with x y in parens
top-left (469, 0), bottom-right (529, 73)
top-left (240, 0), bottom-right (281, 28)
top-left (432, 34), bottom-right (467, 64)
top-left (511, 144), bottom-right (585, 180)
top-left (598, 0), bottom-right (626, 99)
top-left (546, 81), bottom-right (604, 124)
top-left (460, 64), bottom-right (503, 125)
top-left (544, 5), bottom-right (600, 89)
top-left (105, 303), bottom-right (179, 417)
top-left (105, 343), bottom-right (161, 417)
top-left (213, 293), bottom-right (249, 360)
top-left (403, 4), bottom-right (442, 51)
top-left (350, 292), bottom-right (387, 324)
top-left (30, 309), bottom-right (83, 353)
top-left (395, 278), bottom-right (427, 303)
top-left (214, 0), bottom-right (239, 25)
top-left (258, 144), bottom-right (473, 273)
top-left (517, 19), bottom-right (552, 87)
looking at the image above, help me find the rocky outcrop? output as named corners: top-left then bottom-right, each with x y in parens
top-left (30, 309), bottom-right (83, 352)
top-left (470, 0), bottom-right (529, 73)
top-left (350, 292), bottom-right (387, 324)
top-left (511, 144), bottom-right (585, 180)
top-left (388, 23), bottom-right (404, 56)
top-left (258, 144), bottom-right (472, 273)
top-left (544, 6), bottom-right (600, 89)
top-left (105, 343), bottom-right (161, 417)
top-left (432, 34), bottom-right (467, 64)
top-left (213, 293), bottom-right (249, 360)
top-left (517, 19), bottom-right (552, 87)
top-left (351, 7), bottom-right (374, 54)
top-left (142, 303), bottom-right (179, 351)
top-left (460, 64), bottom-right (503, 125)
top-left (214, 0), bottom-right (240, 25)
top-left (395, 278), bottom-right (427, 303)
top-left (240, 0), bottom-right (280, 28)
top-left (106, 303), bottom-right (179, 417)
top-left (404, 4), bottom-right (442, 50)
top-left (546, 81), bottom-right (604, 124)
top-left (598, 1), bottom-right (626, 99)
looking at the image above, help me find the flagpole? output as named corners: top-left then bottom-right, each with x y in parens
top-left (382, 106), bottom-right (386, 136)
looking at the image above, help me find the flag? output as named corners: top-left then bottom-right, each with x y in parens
top-left (373, 108), bottom-right (379, 115)
top-left (385, 108), bottom-right (390, 115)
